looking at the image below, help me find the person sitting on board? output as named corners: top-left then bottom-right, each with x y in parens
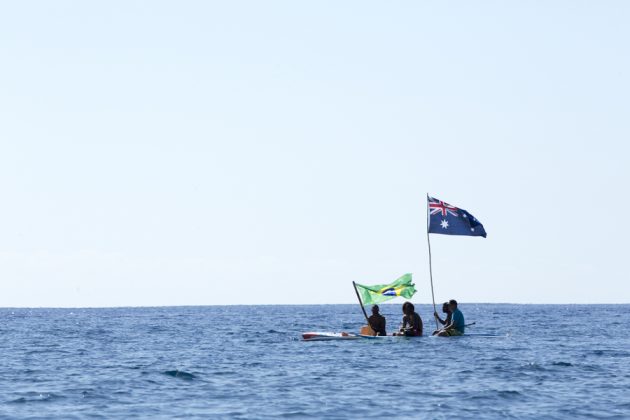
top-left (436, 299), bottom-right (465, 337)
top-left (367, 305), bottom-right (387, 336)
top-left (432, 302), bottom-right (452, 335)
top-left (394, 302), bottom-right (423, 336)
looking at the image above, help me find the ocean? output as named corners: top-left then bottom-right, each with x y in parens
top-left (1, 304), bottom-right (629, 419)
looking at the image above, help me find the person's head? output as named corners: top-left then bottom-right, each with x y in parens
top-left (404, 302), bottom-right (415, 315)
top-left (448, 299), bottom-right (458, 312)
top-left (442, 302), bottom-right (450, 313)
top-left (371, 305), bottom-right (380, 315)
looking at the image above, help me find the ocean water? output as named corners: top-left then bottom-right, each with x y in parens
top-left (1, 304), bottom-right (629, 419)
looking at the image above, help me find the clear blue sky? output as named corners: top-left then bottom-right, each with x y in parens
top-left (1, 1), bottom-right (628, 307)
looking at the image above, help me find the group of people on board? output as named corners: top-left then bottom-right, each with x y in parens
top-left (365, 299), bottom-right (465, 337)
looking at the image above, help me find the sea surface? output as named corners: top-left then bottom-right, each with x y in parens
top-left (1, 304), bottom-right (629, 419)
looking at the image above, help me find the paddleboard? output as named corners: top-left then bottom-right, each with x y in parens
top-left (302, 332), bottom-right (503, 341)
top-left (302, 332), bottom-right (362, 341)
top-left (302, 332), bottom-right (421, 341)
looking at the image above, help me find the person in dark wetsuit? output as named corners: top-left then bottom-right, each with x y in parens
top-left (367, 305), bottom-right (387, 336)
top-left (432, 302), bottom-right (452, 335)
top-left (395, 302), bottom-right (423, 336)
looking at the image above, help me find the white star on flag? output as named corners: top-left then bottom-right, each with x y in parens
top-left (440, 220), bottom-right (449, 229)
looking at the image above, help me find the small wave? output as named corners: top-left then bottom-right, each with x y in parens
top-left (244, 361), bottom-right (263, 367)
top-left (591, 349), bottom-right (629, 358)
top-left (85, 328), bottom-right (110, 336)
top-left (521, 362), bottom-right (548, 372)
top-left (497, 390), bottom-right (522, 398)
top-left (279, 410), bottom-right (312, 418)
top-left (148, 325), bottom-right (169, 333)
top-left (163, 370), bottom-right (196, 380)
top-left (552, 361), bottom-right (573, 367)
top-left (489, 356), bottom-right (510, 362)
top-left (464, 390), bottom-right (522, 401)
top-left (7, 393), bottom-right (61, 404)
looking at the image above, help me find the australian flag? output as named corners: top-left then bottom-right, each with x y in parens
top-left (428, 196), bottom-right (487, 238)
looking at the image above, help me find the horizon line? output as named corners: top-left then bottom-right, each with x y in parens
top-left (1, 302), bottom-right (628, 309)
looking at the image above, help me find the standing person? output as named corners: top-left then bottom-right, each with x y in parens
top-left (395, 302), bottom-right (423, 336)
top-left (432, 302), bottom-right (452, 335)
top-left (367, 305), bottom-right (387, 336)
top-left (437, 299), bottom-right (465, 337)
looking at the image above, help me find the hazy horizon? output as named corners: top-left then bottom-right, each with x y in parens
top-left (3, 302), bottom-right (630, 309)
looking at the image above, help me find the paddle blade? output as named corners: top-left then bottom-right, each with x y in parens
top-left (360, 325), bottom-right (376, 336)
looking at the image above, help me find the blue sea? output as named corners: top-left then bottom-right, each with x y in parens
top-left (1, 304), bottom-right (629, 419)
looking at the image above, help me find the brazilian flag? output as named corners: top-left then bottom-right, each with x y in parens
top-left (355, 273), bottom-right (416, 306)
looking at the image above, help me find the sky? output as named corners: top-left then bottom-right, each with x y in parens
top-left (1, 1), bottom-right (629, 307)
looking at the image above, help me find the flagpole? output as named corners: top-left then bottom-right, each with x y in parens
top-left (427, 193), bottom-right (439, 330)
top-left (352, 281), bottom-right (371, 325)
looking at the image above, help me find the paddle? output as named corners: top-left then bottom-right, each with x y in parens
top-left (352, 281), bottom-right (377, 336)
top-left (432, 321), bottom-right (476, 336)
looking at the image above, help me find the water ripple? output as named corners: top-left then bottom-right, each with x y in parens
top-left (0, 304), bottom-right (628, 418)
top-left (162, 370), bottom-right (196, 380)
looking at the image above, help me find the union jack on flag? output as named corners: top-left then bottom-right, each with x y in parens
top-left (428, 196), bottom-right (487, 238)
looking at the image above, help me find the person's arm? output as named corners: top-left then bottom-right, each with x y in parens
top-left (400, 316), bottom-right (409, 331)
top-left (434, 312), bottom-right (446, 325)
top-left (443, 320), bottom-right (456, 331)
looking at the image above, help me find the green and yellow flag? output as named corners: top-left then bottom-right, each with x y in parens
top-left (354, 273), bottom-right (416, 306)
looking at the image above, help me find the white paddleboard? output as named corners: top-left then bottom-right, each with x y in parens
top-left (301, 332), bottom-right (361, 341)
top-left (302, 332), bottom-right (421, 341)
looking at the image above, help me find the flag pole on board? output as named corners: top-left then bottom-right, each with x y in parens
top-left (352, 281), bottom-right (371, 326)
top-left (426, 193), bottom-right (439, 330)
top-left (425, 194), bottom-right (488, 331)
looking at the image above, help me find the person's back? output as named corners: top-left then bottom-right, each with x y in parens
top-left (368, 305), bottom-right (387, 336)
top-left (402, 303), bottom-right (423, 336)
top-left (368, 313), bottom-right (386, 336)
top-left (451, 306), bottom-right (465, 334)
